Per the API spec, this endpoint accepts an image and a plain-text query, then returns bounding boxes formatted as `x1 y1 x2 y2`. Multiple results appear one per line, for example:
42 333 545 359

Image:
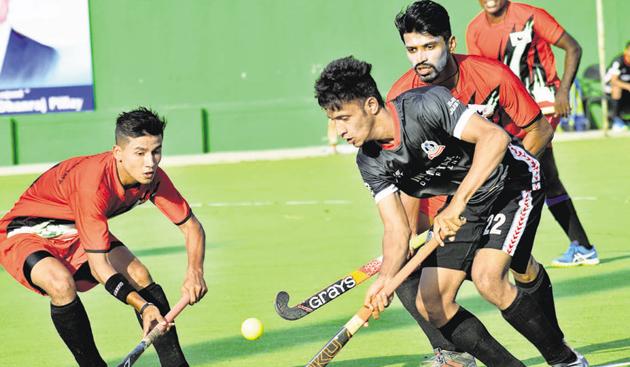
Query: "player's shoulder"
459 54 515 76
387 68 417 102
466 10 486 31
510 1 550 19
397 85 450 105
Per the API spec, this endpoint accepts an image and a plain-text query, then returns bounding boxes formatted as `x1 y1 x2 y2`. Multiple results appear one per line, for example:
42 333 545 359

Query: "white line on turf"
2 130 629 177
134 200 351 209
595 362 630 367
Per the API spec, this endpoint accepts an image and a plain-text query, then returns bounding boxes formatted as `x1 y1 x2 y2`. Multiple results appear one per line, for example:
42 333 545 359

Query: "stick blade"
274 291 309 321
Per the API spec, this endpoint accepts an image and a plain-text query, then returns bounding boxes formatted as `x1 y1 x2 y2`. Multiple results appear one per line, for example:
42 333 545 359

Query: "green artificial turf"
0 136 628 366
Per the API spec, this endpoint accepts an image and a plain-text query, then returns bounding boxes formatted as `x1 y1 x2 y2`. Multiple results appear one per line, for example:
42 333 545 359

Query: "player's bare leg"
472 248 579 365
109 245 189 367
30 255 106 367
416 266 523 367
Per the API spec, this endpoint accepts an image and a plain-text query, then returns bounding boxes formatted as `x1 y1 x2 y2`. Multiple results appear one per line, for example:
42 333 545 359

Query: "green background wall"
1 0 628 165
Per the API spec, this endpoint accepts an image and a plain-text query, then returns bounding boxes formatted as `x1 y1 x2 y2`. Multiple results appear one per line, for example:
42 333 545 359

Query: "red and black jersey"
387 54 541 139
0 152 191 252
466 1 564 110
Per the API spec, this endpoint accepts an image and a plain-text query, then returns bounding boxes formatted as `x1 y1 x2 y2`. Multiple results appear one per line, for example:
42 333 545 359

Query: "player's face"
403 32 449 83
478 0 508 15
114 134 163 185
325 100 374 147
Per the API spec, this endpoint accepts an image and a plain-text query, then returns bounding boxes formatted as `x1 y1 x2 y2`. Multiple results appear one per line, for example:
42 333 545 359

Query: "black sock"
50 297 107 367
515 266 563 339
438 307 524 367
611 98 621 118
546 195 592 249
395 268 461 352
135 283 189 367
501 290 575 364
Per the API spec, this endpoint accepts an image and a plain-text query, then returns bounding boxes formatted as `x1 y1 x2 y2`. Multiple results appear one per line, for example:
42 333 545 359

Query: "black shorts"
424 188 544 274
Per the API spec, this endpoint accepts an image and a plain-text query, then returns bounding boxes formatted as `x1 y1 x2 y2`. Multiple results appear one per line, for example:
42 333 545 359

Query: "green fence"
1 0 628 165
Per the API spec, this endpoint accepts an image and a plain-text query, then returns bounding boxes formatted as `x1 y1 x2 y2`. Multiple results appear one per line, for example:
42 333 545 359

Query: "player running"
0 107 207 367
467 0 599 267
387 1 569 364
315 56 587 367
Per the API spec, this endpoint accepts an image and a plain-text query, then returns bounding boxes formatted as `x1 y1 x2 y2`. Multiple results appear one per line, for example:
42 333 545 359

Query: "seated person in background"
605 41 630 130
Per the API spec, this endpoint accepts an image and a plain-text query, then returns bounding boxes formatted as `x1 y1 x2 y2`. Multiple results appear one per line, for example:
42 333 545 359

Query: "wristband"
139 302 154 316
104 273 135 304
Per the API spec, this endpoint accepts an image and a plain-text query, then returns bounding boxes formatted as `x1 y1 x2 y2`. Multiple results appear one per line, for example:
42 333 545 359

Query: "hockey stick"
117 295 190 367
304 232 439 367
275 232 428 321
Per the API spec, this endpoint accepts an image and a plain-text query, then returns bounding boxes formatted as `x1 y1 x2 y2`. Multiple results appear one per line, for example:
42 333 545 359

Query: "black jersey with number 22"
356 86 541 205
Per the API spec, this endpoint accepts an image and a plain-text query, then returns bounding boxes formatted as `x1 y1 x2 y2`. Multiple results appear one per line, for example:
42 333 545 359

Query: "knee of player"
471 270 503 297
126 262 153 288
415 295 430 319
44 274 77 299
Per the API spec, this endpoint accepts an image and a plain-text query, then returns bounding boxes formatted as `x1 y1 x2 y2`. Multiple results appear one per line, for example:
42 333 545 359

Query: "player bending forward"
315 56 588 367
0 108 207 367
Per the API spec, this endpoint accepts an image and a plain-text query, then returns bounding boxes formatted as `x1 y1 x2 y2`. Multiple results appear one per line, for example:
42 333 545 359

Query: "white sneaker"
421 348 477 367
551 349 589 366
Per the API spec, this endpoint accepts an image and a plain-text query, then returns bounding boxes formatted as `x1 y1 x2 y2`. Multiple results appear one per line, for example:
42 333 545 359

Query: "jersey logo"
421 140 445 160
447 97 460 116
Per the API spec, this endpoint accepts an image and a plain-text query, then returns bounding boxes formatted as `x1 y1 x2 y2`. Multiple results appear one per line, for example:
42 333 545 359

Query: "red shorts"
0 232 119 295
419 195 448 218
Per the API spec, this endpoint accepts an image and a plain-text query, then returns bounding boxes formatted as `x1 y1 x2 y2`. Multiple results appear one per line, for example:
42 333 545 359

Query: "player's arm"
177 214 207 305
86 252 167 335
553 32 582 117
399 191 421 235
71 190 167 335
498 63 553 156
610 74 630 92
521 115 554 157
364 191 411 319
434 113 510 243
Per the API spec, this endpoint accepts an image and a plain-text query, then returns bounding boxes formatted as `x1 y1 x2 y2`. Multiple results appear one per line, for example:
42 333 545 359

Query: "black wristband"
104 273 135 304
139 302 154 316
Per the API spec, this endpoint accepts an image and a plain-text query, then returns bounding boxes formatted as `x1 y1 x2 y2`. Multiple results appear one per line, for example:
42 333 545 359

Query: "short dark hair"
314 56 384 111
115 107 166 144
625 40 630 49
395 0 452 42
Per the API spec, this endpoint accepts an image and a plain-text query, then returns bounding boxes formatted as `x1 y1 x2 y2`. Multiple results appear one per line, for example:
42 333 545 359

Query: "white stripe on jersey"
502 190 534 256
374 184 399 204
8 221 78 239
507 144 541 190
453 108 476 139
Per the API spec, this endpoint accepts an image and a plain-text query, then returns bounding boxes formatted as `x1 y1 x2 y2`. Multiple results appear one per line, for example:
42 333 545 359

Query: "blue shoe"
551 241 600 267
611 117 627 131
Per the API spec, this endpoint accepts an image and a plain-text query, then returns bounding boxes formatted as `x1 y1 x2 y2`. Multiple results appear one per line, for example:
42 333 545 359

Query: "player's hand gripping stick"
117 295 190 367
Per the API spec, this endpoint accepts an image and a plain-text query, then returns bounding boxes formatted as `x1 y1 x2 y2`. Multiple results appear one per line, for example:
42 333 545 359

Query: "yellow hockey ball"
241 318 264 340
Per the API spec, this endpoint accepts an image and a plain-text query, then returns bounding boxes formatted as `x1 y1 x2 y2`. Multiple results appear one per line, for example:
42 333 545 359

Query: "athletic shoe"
611 117 627 131
551 241 600 267
550 349 589 366
421 348 477 367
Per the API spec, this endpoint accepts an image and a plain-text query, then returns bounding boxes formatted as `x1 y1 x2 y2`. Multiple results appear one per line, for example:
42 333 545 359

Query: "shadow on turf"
598 253 630 265
131 242 228 257
107 268 630 366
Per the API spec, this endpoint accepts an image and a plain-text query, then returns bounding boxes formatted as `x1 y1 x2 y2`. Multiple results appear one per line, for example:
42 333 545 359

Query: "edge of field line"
1 130 629 177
